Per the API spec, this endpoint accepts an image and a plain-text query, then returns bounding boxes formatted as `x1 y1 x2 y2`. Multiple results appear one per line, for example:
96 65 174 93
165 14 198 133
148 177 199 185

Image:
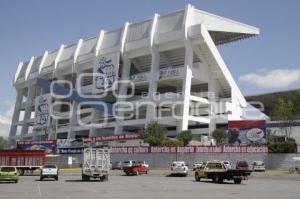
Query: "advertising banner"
111 147 149 154
82 134 140 142
57 148 84 154
34 94 51 128
159 68 181 80
56 139 84 154
17 140 57 154
228 120 267 144
54 144 268 154
93 52 120 93
110 145 268 154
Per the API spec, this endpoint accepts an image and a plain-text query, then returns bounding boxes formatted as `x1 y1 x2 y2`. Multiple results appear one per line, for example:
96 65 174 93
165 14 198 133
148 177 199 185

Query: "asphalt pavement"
0 170 300 199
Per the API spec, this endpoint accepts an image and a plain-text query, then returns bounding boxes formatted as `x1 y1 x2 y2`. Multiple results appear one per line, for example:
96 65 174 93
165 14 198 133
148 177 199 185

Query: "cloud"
239 68 300 88
0 101 15 138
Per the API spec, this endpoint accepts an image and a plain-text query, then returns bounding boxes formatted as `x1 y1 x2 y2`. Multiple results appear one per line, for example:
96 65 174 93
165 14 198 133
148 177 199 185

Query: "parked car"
236 161 249 170
252 161 265 172
123 161 149 175
40 164 59 181
223 161 231 170
193 161 204 171
0 166 19 183
170 161 189 176
122 160 135 168
111 161 123 170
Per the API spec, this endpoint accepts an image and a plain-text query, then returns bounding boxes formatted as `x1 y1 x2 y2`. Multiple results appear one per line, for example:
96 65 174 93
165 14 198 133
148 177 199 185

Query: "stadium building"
9 5 260 143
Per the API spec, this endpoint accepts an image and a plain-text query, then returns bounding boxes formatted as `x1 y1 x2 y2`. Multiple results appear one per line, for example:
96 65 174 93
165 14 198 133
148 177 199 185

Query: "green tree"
274 98 295 138
267 130 296 153
291 90 300 117
0 136 6 149
139 121 167 146
161 140 184 147
177 130 193 146
212 129 227 144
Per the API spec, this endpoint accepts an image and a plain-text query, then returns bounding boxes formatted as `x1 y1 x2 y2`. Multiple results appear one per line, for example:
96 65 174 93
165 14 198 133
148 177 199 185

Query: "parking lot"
1 170 300 199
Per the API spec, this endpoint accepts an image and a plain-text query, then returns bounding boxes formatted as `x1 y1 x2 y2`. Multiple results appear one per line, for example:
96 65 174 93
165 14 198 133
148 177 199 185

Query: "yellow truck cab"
195 160 250 184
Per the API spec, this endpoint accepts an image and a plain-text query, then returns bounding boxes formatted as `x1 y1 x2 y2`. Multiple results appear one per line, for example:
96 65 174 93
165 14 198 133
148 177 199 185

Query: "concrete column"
68 72 78 139
8 90 23 141
21 84 36 137
48 74 65 140
67 101 77 139
146 47 160 123
177 41 193 132
208 77 216 136
114 55 131 134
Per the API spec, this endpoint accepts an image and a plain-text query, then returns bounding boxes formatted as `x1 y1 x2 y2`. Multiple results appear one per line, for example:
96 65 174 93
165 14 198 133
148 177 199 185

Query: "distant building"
9 5 260 143
246 89 300 143
246 89 300 120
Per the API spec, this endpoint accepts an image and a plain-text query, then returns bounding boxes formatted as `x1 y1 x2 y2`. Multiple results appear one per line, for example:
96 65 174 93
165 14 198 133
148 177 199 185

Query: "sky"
0 0 300 137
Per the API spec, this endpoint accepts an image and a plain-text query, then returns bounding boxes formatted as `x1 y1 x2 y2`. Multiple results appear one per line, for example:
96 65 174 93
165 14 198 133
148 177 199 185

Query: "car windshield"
238 161 248 167
173 162 184 167
43 165 56 169
255 162 264 166
1 167 16 172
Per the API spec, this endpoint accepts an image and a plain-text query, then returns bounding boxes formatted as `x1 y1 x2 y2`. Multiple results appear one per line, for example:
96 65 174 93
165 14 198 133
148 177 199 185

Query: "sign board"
93 52 120 93
228 120 267 144
82 134 139 142
159 68 180 80
17 140 57 154
68 156 73 165
35 94 51 128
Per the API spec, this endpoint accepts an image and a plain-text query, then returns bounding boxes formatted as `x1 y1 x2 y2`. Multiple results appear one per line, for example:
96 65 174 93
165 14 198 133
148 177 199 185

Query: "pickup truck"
195 160 251 184
40 164 58 181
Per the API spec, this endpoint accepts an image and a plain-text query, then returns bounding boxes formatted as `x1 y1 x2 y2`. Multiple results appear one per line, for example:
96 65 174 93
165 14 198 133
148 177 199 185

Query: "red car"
236 161 249 170
123 161 149 175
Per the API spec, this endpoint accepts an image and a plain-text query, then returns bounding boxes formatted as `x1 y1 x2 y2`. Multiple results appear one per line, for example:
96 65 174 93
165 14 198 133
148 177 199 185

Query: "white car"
170 161 189 176
40 164 59 181
252 161 265 172
223 161 231 170
193 161 203 171
122 160 135 168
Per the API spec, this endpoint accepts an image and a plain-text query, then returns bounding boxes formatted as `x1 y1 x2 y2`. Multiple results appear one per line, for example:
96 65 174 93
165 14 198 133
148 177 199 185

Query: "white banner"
93 52 120 93
35 94 51 128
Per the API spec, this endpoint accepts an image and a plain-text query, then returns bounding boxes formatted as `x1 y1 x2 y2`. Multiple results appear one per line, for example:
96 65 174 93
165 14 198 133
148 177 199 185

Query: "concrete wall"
47 153 300 169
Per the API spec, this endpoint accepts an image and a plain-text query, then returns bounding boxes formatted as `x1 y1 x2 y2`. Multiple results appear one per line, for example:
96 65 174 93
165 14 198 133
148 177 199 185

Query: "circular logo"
246 128 264 141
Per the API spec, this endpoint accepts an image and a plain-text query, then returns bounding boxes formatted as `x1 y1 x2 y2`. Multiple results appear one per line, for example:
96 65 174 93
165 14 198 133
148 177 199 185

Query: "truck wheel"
18 169 24 176
40 176 43 181
82 174 89 181
55 176 58 181
234 179 242 184
15 180 18 183
100 175 108 181
195 174 201 182
215 174 223 184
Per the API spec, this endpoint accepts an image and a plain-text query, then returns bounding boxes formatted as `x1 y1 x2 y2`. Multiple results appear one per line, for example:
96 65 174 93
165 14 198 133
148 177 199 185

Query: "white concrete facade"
9 5 259 142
